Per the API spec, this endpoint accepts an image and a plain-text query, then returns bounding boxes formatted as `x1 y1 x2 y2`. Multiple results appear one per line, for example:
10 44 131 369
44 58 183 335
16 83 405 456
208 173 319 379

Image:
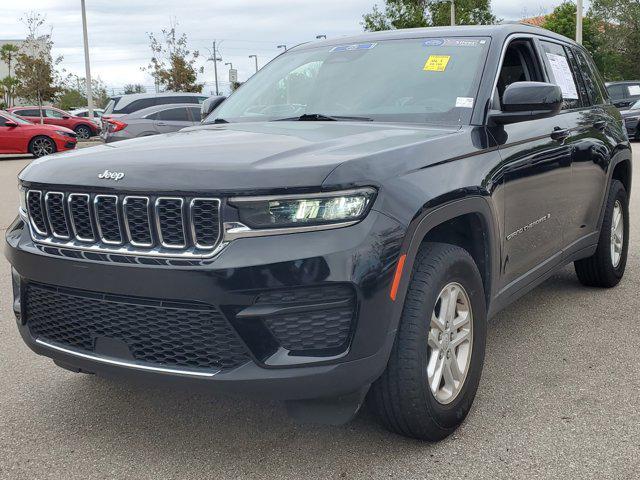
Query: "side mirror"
5 121 19 128
201 96 226 121
62 115 70 119
489 81 562 125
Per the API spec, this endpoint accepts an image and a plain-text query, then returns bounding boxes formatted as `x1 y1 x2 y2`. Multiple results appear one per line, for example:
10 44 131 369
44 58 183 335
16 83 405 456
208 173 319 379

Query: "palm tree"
1 43 20 106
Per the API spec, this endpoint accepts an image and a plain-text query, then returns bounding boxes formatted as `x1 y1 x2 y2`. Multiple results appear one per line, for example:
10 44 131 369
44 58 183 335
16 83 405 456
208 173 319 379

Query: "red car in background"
0 110 77 157
8 106 99 140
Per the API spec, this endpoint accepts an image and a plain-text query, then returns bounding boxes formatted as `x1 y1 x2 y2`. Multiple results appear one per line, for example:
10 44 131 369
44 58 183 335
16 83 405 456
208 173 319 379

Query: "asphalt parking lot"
0 144 638 480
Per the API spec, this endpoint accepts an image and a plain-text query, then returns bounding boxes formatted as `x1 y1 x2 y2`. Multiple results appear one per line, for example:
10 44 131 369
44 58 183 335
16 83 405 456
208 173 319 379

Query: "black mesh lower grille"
25 284 251 371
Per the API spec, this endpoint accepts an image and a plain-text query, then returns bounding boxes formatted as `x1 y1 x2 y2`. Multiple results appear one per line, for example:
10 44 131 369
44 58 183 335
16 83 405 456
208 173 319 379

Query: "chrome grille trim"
190 198 222 249
122 196 153 248
23 189 224 259
44 191 70 240
155 197 186 249
26 190 48 236
67 193 95 242
93 194 123 245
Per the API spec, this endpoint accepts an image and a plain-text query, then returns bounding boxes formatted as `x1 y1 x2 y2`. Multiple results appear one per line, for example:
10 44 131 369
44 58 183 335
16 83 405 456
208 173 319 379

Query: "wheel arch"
28 134 56 154
389 196 500 333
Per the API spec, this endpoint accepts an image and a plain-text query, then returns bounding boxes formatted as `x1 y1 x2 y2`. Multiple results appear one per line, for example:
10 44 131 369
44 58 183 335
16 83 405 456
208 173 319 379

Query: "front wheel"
369 242 487 441
574 179 629 287
29 136 56 158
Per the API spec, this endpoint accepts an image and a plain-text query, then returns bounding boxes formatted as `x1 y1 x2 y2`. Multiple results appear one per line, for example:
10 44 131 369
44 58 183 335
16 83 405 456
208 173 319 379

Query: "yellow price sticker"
423 55 451 72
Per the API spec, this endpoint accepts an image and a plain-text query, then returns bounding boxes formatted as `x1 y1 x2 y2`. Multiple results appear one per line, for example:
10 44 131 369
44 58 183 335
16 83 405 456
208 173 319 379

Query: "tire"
369 242 487 441
28 136 56 158
574 179 629 287
74 124 92 140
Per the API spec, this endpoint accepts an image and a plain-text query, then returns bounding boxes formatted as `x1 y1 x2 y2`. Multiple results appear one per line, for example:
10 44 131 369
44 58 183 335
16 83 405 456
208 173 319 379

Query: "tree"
542 3 601 62
14 12 63 122
363 0 497 31
0 76 19 107
57 76 110 110
589 0 640 80
142 21 204 92
123 83 146 94
1 43 20 106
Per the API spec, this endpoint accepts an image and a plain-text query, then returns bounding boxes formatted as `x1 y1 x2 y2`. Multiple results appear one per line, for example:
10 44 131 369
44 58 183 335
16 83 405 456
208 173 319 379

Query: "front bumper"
5 211 404 400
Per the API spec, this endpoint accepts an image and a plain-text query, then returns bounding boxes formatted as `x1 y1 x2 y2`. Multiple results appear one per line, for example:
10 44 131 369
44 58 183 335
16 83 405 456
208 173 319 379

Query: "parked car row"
0 110 77 157
7 106 99 140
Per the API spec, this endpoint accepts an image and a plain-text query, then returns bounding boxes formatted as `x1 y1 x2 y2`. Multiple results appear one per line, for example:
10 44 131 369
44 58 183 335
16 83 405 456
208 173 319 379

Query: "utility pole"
80 0 94 119
576 0 583 44
210 41 223 96
249 55 258 74
450 0 456 26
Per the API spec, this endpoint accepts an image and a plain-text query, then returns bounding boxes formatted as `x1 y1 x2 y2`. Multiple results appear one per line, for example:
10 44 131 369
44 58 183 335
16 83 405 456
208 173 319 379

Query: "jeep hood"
19 122 457 193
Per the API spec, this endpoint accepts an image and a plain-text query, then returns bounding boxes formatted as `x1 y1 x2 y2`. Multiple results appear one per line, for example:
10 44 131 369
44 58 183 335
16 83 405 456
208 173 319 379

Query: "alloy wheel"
76 126 91 139
32 138 55 157
611 200 624 268
427 282 473 405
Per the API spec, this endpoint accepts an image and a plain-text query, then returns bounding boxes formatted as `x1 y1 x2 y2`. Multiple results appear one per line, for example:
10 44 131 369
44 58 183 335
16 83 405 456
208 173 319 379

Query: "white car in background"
69 108 104 126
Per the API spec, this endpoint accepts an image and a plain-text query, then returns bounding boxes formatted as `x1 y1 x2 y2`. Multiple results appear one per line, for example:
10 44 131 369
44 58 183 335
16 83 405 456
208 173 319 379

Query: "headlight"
229 187 376 230
18 185 27 215
55 130 75 138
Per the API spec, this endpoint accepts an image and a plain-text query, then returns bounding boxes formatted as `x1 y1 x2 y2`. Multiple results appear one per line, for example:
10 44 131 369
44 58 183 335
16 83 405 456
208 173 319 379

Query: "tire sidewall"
29 136 55 158
414 253 487 430
608 182 629 278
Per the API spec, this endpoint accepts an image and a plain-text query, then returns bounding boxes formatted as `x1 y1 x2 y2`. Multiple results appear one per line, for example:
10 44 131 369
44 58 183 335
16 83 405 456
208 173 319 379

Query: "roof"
295 24 577 50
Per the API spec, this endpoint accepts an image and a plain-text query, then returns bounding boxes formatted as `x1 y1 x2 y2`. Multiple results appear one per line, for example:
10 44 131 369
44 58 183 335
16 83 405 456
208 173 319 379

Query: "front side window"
540 41 582 110
207 37 491 125
607 85 626 101
158 107 190 122
45 109 64 118
495 39 544 107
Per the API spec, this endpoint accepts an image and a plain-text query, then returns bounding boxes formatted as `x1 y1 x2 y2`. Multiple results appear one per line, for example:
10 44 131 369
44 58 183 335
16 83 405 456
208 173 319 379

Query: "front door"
153 107 194 134
492 37 573 290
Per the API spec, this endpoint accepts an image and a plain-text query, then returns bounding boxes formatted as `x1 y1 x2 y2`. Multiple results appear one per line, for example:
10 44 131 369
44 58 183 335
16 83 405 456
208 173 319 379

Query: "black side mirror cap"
489 81 563 125
201 96 227 121
5 122 19 128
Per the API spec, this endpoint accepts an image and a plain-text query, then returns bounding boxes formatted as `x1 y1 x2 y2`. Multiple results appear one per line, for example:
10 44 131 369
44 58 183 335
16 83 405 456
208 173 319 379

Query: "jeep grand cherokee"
5 25 632 441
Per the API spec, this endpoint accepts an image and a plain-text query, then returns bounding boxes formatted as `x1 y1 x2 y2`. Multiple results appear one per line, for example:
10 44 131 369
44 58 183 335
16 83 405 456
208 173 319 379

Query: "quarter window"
540 41 581 110
573 48 604 105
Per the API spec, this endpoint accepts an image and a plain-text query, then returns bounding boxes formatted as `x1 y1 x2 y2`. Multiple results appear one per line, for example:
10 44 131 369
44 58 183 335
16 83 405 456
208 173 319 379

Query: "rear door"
152 107 194 134
494 36 573 289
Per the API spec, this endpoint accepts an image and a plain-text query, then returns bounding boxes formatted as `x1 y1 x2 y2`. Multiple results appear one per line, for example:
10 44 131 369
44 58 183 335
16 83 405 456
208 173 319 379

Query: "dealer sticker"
423 55 451 72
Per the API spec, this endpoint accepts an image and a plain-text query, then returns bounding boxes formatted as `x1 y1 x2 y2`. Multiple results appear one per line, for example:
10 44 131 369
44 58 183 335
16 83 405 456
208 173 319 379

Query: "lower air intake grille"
256 284 356 353
25 283 251 372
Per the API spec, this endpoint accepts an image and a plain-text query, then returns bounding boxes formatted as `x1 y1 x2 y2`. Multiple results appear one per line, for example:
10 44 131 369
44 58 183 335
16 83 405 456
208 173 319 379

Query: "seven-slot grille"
25 189 221 256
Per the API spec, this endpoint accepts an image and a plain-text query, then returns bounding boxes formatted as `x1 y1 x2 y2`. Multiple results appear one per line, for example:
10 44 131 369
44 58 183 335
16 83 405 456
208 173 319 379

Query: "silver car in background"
103 103 202 143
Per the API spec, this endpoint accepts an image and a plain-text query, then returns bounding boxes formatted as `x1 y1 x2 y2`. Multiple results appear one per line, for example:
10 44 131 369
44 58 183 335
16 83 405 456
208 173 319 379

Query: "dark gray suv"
606 80 640 110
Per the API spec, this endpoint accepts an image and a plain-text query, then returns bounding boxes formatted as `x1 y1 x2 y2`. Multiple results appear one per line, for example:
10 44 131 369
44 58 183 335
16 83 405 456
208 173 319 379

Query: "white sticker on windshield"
628 85 640 96
545 52 579 100
455 97 474 108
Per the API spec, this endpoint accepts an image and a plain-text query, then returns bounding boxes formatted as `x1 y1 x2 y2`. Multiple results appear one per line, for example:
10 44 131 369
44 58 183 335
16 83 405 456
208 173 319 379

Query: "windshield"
2 111 31 125
206 37 490 125
103 97 120 115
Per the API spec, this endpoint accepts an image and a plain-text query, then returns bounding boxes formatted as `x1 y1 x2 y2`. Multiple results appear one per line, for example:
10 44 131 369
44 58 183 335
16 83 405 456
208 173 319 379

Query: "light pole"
315 34 327 40
249 55 258 74
576 0 583 44
80 0 94 120
450 0 455 26
277 44 287 52
208 41 223 96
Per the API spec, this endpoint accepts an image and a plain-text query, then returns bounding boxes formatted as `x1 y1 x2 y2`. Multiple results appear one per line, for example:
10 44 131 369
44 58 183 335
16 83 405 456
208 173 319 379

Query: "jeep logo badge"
98 169 125 181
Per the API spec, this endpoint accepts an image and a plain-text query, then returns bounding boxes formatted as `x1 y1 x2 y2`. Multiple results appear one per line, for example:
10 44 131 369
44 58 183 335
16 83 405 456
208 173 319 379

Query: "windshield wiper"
274 113 373 122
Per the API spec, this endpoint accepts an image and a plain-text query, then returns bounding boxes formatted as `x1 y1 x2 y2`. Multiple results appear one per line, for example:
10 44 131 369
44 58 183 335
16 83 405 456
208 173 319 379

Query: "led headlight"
229 187 376 229
55 130 76 138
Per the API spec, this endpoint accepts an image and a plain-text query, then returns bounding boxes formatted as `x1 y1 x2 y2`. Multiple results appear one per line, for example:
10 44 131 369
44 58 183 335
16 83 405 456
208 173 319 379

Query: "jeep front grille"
25 189 222 258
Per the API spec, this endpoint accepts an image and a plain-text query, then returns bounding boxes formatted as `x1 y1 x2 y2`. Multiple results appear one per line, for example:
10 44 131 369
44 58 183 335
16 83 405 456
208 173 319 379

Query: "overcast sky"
0 0 578 95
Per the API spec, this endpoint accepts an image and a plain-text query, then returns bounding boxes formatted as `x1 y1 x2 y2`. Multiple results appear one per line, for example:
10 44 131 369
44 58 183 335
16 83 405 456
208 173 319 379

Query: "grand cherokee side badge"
506 213 551 241
98 169 125 181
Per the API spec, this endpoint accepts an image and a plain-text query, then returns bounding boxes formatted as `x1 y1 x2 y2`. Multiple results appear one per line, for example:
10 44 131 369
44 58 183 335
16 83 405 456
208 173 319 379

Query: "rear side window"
15 109 40 116
573 48 605 105
188 107 201 120
540 41 582 110
157 107 190 121
119 98 157 114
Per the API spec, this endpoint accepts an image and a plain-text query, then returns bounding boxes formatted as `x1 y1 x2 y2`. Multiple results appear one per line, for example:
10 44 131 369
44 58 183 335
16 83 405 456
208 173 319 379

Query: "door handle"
550 127 570 141
593 120 607 131
155 122 167 126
